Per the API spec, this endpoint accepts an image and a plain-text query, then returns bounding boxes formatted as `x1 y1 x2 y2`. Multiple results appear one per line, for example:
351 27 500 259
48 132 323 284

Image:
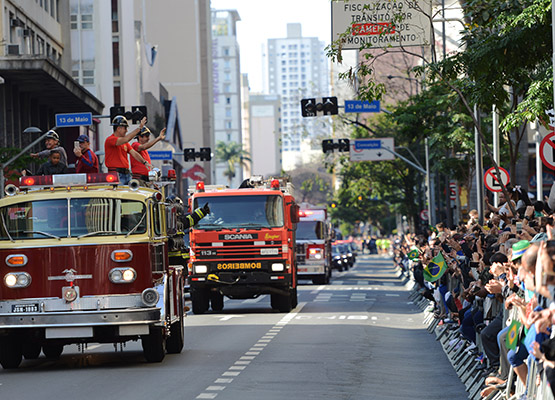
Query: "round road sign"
540 131 555 170
484 167 510 193
420 209 429 221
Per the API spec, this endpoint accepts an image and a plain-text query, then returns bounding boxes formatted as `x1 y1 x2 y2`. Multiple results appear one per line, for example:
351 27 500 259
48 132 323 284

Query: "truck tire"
166 292 185 354
142 326 166 363
191 288 210 314
291 288 298 309
312 275 326 285
0 337 22 369
210 291 224 312
271 292 292 313
22 342 41 359
42 344 63 359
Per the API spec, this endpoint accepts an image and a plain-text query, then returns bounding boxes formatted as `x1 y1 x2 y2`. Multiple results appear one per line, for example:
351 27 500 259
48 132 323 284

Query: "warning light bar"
20 173 120 188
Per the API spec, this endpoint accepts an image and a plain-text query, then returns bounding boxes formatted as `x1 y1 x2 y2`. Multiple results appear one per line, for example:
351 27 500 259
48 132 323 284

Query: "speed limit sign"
484 167 510 192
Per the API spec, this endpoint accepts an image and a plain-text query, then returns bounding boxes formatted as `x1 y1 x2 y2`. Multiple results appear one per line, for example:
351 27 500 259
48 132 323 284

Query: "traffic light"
322 139 334 153
184 147 212 162
338 138 350 152
301 98 317 117
330 201 337 209
322 97 338 115
109 105 147 123
357 195 363 201
321 139 350 153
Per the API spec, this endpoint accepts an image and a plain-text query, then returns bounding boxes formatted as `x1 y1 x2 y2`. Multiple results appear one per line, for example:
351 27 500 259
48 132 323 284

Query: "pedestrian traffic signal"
301 97 338 117
184 147 212 162
109 105 148 124
322 138 350 153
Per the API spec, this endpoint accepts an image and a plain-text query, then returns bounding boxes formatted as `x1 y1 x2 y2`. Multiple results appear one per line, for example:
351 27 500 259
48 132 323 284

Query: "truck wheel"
312 275 326 285
142 326 166 363
42 344 63 359
0 337 22 369
291 288 298 309
167 294 185 354
210 291 224 312
271 292 292 313
22 342 42 359
191 288 210 314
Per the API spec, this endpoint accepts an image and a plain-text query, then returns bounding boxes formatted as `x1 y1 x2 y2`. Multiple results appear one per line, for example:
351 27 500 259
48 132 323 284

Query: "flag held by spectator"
408 248 419 260
505 320 522 350
423 251 447 282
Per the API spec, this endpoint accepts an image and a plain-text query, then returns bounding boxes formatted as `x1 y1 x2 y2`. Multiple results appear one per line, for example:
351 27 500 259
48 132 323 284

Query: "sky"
210 0 332 93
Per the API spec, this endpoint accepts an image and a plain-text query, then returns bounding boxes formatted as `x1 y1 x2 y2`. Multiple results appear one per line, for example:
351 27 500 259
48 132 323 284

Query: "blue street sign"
354 139 381 150
344 100 380 113
55 112 92 127
148 151 173 160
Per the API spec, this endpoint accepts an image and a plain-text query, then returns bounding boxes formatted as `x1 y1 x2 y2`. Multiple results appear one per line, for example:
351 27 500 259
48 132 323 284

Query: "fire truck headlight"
308 248 323 260
271 263 284 272
142 288 160 307
109 268 136 283
4 272 31 288
194 265 208 274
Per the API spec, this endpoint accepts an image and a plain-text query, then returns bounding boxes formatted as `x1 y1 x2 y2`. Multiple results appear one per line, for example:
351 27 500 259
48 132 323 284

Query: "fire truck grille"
196 241 282 247
296 243 306 263
195 246 283 260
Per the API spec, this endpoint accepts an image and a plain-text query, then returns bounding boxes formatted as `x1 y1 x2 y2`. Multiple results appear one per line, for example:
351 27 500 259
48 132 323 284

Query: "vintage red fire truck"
0 173 187 369
187 177 299 314
296 205 332 284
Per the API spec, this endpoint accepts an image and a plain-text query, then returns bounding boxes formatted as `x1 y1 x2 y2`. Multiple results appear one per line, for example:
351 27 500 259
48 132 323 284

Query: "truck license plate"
12 304 39 313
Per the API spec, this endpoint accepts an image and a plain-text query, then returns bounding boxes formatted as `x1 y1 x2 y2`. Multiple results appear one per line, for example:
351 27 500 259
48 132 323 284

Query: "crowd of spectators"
395 184 555 399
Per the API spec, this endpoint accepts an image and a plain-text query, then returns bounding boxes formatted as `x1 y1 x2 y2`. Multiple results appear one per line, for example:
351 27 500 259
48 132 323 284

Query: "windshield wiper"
0 213 14 243
78 230 119 239
24 230 61 240
237 223 267 229
195 223 224 231
125 212 146 238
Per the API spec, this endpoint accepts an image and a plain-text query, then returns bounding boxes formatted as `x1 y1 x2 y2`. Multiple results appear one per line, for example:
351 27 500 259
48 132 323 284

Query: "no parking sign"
540 132 555 170
484 167 510 192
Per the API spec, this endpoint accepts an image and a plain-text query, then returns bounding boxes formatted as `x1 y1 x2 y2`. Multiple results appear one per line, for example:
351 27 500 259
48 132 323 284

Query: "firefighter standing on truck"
130 126 166 184
104 115 151 185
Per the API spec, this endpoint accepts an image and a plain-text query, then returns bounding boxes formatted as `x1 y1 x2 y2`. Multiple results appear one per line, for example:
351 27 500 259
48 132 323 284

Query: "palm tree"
214 141 251 187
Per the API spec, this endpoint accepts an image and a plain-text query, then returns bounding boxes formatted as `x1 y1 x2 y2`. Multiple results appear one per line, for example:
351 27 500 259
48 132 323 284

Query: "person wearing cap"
73 134 99 173
130 126 166 183
511 240 531 263
30 130 68 167
104 115 151 185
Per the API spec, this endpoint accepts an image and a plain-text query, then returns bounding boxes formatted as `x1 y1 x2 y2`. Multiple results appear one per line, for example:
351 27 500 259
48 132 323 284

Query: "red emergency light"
20 173 120 187
196 181 205 192
270 179 280 190
167 169 177 180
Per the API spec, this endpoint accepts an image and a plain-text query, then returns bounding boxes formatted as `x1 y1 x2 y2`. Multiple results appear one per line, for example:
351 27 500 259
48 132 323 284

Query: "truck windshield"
0 198 147 240
194 195 284 229
297 221 324 240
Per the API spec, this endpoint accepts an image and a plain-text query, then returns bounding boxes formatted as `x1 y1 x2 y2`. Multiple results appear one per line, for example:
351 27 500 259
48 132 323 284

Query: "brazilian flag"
407 248 419 260
506 320 522 350
423 251 447 282
430 225 438 233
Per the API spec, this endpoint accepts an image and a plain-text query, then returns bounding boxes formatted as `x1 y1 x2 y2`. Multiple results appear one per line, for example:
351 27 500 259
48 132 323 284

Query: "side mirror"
290 203 300 224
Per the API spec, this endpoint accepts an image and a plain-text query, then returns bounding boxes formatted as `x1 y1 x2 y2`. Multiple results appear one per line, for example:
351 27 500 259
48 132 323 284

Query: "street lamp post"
0 127 47 198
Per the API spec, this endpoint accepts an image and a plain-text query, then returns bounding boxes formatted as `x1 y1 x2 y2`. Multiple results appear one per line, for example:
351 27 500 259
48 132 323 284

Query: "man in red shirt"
104 115 151 185
73 134 99 173
131 126 166 183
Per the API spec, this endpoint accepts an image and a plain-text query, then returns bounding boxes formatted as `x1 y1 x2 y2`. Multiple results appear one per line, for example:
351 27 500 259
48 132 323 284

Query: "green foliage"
0 148 34 180
214 141 251 186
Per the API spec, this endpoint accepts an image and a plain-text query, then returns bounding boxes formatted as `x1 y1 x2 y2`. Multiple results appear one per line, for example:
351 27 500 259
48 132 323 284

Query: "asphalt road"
0 255 467 400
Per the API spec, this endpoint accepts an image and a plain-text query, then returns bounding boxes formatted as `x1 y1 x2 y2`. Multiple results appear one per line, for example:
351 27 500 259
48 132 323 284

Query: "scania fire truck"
0 173 188 369
187 177 299 314
296 205 332 284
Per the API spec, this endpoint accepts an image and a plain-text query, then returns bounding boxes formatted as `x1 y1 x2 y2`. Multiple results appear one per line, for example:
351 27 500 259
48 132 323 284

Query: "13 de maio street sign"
331 0 432 50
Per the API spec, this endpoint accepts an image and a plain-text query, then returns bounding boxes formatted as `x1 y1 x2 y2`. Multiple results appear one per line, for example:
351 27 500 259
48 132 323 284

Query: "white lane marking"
371 316 378 320
242 297 265 304
222 371 241 377
235 360 251 365
218 315 244 321
385 294 400 297
215 379 233 384
241 356 256 360
246 351 260 355
357 280 368 285
206 386 226 391
197 394 217 399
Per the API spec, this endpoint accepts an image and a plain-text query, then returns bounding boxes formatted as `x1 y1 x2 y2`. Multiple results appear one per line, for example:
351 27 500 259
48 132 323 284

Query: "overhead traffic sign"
350 138 395 161
55 112 92 127
484 167 510 193
331 0 432 50
148 151 173 161
540 131 555 170
345 100 380 113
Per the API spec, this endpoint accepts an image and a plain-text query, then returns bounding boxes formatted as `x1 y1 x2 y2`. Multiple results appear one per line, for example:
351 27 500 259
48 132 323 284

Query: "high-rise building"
267 23 330 171
211 9 243 187
249 94 281 177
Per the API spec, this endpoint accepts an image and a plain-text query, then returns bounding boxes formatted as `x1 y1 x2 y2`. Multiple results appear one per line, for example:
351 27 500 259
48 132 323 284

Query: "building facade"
267 23 330 171
249 94 281 177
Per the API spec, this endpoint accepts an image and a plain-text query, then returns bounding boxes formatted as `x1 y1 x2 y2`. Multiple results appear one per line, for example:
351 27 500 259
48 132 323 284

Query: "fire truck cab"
0 173 187 369
296 205 332 284
187 177 299 314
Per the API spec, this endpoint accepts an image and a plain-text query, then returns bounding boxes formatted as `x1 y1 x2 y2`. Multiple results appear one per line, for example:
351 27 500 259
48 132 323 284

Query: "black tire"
191 287 210 314
210 291 224 312
290 288 298 309
271 292 292 313
22 342 41 359
166 291 185 354
142 326 166 363
0 337 22 369
42 344 63 359
312 275 326 285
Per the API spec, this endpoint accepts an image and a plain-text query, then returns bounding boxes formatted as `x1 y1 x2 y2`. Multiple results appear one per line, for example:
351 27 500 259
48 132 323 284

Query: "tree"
214 141 251 187
287 162 332 205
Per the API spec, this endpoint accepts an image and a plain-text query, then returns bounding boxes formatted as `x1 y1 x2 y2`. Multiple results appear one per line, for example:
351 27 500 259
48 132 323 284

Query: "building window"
224 83 231 92
81 14 93 30
70 15 78 30
223 47 230 56
83 70 94 85
113 81 121 105
225 108 232 118
112 36 120 76
226 97 231 104
224 72 231 81
225 121 232 129
111 0 118 33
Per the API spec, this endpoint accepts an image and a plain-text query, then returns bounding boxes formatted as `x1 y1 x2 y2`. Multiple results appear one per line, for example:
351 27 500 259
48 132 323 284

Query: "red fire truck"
187 177 299 314
0 173 187 369
296 205 332 284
